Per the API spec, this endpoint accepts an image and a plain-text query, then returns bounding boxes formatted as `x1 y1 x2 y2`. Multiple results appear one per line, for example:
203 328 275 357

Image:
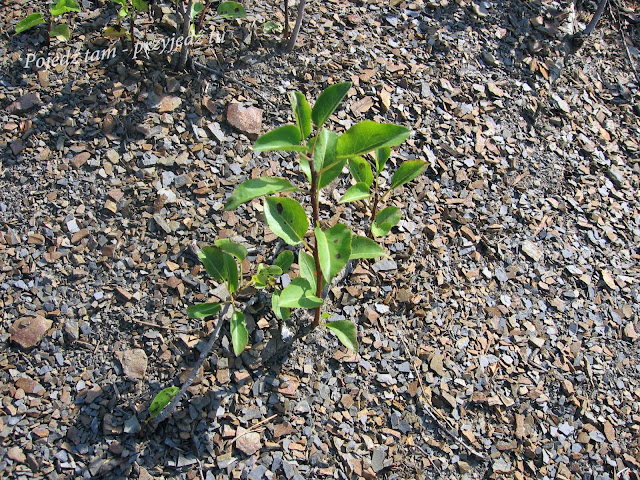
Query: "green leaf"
348 156 374 186
217 1 247 19
49 23 70 41
279 278 323 308
264 196 308 246
230 311 248 355
111 0 126 5
390 160 427 190
252 273 269 288
315 129 345 189
253 125 307 152
298 250 317 290
371 206 402 237
103 25 128 37
375 147 390 176
224 252 239 293
198 246 237 289
336 121 410 159
224 177 297 210
117 5 129 18
50 0 81 16
311 82 351 128
290 92 312 140
275 250 294 272
131 0 148 11
350 235 388 259
339 183 370 203
323 320 358 352
214 238 248 261
299 148 311 182
187 302 222 318
271 290 290 321
315 224 351 283
15 13 46 35
263 20 282 34
190 1 204 17
260 264 282 276
149 386 179 418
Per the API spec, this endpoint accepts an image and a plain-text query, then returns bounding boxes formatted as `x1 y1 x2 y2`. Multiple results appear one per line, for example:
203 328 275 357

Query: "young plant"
104 0 150 56
173 0 246 70
14 0 81 46
188 82 426 354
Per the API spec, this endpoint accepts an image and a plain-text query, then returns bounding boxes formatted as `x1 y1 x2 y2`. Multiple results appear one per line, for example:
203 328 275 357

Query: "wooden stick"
149 303 230 430
583 0 609 36
129 317 198 333
285 0 306 52
609 0 640 86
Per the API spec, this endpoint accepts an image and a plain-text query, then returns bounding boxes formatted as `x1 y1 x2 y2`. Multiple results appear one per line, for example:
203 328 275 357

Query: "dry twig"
149 303 231 430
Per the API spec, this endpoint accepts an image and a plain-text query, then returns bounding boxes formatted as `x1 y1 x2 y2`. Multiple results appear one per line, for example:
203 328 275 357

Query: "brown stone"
116 349 148 380
71 152 90 169
157 95 182 113
273 422 293 438
430 353 445 376
115 286 133 302
7 93 41 114
226 103 262 137
15 376 44 395
7 446 26 463
10 316 52 348
71 228 90 243
27 233 45 245
235 426 262 455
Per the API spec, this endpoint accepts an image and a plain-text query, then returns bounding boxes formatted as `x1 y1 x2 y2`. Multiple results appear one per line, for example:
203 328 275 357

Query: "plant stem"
149 303 230 430
177 0 194 70
282 0 290 49
196 0 213 33
583 0 608 36
369 179 380 238
308 163 323 328
285 0 305 52
130 13 135 56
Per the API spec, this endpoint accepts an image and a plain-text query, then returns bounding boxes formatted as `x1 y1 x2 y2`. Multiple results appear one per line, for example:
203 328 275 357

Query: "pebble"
7 446 26 463
226 103 263 137
7 93 41 114
115 349 148 380
10 316 52 348
235 427 262 455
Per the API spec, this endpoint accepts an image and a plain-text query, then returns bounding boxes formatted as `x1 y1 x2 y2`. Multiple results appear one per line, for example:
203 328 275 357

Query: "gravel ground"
1 0 640 478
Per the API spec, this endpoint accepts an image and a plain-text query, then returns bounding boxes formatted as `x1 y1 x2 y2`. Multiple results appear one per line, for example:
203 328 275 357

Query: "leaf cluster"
15 0 81 42
188 82 426 354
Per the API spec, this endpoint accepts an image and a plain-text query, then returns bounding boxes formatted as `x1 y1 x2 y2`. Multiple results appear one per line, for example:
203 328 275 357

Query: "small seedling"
149 82 426 425
174 0 246 70
188 82 425 354
14 0 81 45
104 0 150 56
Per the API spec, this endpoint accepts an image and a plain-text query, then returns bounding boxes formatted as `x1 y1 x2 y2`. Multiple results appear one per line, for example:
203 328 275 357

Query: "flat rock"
372 258 397 272
10 315 52 348
430 353 445 376
7 93 41 114
521 240 543 262
371 447 386 472
235 426 262 455
607 166 624 188
227 103 263 137
116 349 148 380
148 93 182 113
7 446 26 463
